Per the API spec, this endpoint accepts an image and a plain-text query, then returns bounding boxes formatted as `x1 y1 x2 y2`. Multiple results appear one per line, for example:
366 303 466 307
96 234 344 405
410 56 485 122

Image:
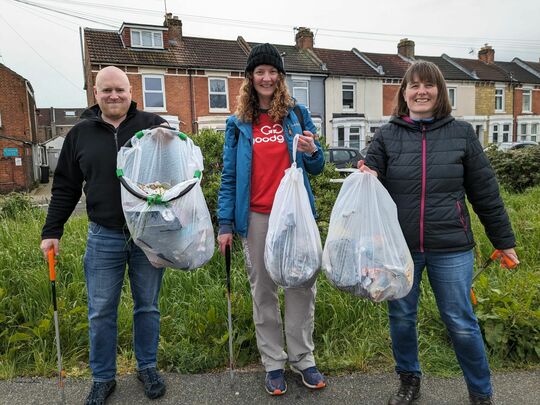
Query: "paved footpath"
1 369 538 405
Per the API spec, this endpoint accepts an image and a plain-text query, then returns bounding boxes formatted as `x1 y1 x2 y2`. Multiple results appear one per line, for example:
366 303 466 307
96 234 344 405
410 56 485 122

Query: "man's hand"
218 233 233 256
40 239 59 259
357 160 378 177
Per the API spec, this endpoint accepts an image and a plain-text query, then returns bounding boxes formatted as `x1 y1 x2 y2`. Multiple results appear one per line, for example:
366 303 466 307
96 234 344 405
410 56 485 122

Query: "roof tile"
313 48 377 76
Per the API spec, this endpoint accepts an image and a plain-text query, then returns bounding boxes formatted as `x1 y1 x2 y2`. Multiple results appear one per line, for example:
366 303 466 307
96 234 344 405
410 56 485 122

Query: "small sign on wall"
15 157 22 166
3 148 19 157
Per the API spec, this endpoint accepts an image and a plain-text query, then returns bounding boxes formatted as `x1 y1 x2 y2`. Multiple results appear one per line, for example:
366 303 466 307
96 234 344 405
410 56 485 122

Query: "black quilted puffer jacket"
365 115 515 253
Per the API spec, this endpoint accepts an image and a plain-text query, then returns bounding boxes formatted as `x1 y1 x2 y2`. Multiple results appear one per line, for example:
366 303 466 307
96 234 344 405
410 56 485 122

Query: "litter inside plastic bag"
117 126 214 270
264 134 322 288
322 171 413 301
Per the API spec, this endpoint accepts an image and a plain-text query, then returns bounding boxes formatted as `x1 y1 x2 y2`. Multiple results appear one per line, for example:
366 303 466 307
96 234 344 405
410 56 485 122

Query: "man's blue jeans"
84 222 164 382
388 249 492 397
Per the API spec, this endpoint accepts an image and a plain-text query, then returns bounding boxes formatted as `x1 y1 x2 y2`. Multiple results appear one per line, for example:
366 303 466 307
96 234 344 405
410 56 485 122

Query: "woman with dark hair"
217 43 326 396
359 61 518 405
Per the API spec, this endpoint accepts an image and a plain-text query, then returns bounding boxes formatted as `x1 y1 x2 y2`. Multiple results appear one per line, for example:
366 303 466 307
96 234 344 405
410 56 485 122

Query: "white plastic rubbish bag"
264 134 322 288
322 171 413 302
117 126 214 270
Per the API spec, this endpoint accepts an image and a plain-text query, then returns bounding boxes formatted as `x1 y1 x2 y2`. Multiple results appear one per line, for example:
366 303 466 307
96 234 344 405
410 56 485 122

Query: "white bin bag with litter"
117 126 214 270
322 171 413 302
264 134 322 288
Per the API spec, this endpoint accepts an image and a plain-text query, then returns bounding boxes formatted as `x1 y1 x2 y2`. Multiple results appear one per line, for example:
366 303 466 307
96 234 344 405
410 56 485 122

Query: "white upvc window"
0 111 2 127
502 123 510 142
131 29 163 49
492 124 499 143
143 75 166 111
208 78 228 112
349 127 360 149
342 82 355 110
495 87 505 112
520 123 528 141
292 80 309 107
522 89 532 113
447 87 456 109
530 123 538 142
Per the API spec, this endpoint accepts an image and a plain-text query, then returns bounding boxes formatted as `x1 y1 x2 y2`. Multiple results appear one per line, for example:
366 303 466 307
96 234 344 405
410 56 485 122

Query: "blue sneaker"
290 365 326 389
265 369 287 395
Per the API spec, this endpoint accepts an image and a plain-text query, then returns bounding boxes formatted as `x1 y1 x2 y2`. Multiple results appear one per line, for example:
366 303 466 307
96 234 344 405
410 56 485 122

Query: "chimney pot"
295 27 314 50
397 38 415 59
164 14 182 44
478 44 495 64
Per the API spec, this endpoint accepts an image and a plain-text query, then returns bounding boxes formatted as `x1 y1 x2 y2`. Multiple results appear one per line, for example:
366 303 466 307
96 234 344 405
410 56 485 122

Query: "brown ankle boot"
387 373 421 405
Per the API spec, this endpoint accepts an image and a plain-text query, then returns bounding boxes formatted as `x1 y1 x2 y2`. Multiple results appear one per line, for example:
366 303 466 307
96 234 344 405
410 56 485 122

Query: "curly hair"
235 72 294 124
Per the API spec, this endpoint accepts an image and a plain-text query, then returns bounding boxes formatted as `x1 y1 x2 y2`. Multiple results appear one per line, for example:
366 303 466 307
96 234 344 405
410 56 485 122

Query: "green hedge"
486 145 540 192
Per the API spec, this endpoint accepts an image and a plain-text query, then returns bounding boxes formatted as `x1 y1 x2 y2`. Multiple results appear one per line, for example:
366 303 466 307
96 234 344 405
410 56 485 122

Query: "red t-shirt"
250 113 290 213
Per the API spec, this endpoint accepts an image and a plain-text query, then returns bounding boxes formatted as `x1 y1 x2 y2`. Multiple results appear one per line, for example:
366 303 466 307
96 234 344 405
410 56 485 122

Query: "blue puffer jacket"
218 104 325 237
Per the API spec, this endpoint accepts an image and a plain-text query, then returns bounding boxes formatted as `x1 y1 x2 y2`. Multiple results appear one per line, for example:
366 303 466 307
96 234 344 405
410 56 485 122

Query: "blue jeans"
388 249 492 397
84 222 164 382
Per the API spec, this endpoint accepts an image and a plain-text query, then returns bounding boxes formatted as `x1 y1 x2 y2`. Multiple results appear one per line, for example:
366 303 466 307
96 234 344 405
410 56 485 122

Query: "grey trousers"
242 211 316 372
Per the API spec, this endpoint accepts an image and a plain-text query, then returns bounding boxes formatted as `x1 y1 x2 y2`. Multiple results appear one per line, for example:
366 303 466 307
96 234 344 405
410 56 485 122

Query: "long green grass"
0 187 538 379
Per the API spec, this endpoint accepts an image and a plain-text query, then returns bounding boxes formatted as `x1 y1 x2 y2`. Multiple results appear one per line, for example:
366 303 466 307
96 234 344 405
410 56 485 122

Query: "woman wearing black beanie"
217 42 326 396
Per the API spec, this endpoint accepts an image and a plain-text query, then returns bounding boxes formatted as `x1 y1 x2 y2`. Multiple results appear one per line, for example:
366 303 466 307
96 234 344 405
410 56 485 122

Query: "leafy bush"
475 271 540 362
192 129 225 227
486 146 540 192
0 192 38 219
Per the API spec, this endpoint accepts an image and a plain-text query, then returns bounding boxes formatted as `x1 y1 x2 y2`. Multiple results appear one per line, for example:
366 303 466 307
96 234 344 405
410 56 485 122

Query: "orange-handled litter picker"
48 248 65 404
471 249 518 305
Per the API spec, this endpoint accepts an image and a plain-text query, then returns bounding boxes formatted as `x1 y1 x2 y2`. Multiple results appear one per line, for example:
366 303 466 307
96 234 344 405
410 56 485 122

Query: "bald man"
41 66 167 404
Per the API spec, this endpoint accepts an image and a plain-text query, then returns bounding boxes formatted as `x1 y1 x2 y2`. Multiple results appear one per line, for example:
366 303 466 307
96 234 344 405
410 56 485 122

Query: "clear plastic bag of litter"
322 171 413 302
117 126 214 270
264 135 322 288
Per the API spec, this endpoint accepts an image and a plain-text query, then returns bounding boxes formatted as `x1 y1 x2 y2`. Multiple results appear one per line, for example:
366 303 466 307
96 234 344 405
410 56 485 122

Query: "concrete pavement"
30 180 85 214
1 368 538 405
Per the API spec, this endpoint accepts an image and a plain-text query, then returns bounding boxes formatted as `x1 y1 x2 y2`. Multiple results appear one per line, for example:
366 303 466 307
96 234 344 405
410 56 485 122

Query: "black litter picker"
48 249 65 404
116 126 214 270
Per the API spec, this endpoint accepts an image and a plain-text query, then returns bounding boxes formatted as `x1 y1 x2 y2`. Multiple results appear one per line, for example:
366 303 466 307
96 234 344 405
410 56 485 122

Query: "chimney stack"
478 44 494 64
164 13 182 44
397 38 415 59
295 27 314 50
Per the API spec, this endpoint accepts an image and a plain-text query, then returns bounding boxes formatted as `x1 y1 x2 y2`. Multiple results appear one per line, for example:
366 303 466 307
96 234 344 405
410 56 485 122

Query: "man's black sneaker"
387 372 421 405
85 380 116 405
470 394 493 404
137 367 166 399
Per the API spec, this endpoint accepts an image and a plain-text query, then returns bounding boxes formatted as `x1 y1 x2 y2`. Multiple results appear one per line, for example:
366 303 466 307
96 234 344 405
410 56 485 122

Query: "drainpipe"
322 74 328 146
510 74 517 142
188 69 196 134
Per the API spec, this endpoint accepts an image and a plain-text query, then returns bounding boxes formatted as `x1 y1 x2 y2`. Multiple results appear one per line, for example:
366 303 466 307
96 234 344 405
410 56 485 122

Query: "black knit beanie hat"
245 43 285 74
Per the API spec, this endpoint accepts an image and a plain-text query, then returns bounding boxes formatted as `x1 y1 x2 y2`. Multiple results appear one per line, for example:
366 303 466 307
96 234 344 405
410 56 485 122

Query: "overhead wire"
10 0 77 31
8 0 540 53
11 0 120 27
0 11 82 91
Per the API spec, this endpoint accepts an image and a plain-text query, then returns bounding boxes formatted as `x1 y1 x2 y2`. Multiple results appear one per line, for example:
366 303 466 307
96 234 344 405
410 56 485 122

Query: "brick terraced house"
0 63 42 193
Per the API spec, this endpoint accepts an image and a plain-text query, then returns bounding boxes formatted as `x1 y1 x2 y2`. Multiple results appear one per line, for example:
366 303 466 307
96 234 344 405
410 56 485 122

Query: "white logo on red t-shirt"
254 124 284 143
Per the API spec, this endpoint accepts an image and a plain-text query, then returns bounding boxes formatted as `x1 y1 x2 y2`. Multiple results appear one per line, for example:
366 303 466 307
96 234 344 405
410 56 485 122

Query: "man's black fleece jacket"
41 102 165 240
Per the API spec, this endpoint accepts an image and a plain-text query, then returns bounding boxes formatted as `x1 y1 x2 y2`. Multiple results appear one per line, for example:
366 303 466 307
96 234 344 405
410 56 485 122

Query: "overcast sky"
1 0 539 107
